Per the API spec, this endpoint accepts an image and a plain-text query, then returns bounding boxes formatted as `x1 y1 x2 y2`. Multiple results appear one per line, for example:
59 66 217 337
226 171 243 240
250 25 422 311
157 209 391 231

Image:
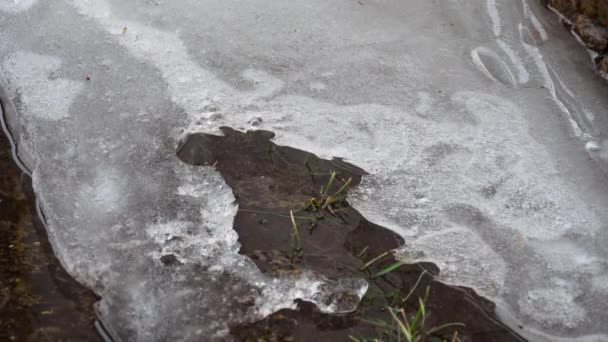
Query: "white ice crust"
2 0 608 341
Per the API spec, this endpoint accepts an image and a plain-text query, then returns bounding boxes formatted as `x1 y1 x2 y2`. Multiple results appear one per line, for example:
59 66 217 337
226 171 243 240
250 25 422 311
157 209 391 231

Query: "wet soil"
0 117 100 340
178 127 528 342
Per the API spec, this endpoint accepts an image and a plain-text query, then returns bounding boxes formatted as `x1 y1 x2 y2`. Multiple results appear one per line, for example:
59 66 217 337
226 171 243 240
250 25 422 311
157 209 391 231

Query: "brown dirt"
0 112 100 341
178 127 528 342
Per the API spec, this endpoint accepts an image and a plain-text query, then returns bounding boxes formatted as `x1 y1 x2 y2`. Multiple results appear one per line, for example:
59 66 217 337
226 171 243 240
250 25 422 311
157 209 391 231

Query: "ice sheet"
2 0 608 340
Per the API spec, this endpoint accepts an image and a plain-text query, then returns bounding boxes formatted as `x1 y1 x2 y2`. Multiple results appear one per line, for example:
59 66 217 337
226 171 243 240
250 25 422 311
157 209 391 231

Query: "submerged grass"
257 155 465 340
359 250 405 278
304 170 353 219
350 286 464 342
288 210 302 264
353 249 464 342
360 251 390 271
282 166 355 266
372 261 405 279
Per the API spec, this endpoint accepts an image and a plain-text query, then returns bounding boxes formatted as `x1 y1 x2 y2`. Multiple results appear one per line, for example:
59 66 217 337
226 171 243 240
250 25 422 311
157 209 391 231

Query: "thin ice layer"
0 0 37 13
2 0 608 341
0 2 369 341
2 53 368 340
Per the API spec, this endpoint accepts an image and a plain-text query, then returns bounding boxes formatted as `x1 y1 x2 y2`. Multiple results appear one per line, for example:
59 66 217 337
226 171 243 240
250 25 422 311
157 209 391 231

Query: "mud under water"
0 107 100 341
178 127 528 342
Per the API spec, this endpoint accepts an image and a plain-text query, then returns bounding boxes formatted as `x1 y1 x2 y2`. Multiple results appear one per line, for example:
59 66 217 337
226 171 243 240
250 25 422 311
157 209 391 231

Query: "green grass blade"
399 309 410 330
388 307 413 341
332 177 352 197
409 299 425 333
360 318 389 328
373 260 405 278
422 286 430 303
426 322 465 335
323 171 336 195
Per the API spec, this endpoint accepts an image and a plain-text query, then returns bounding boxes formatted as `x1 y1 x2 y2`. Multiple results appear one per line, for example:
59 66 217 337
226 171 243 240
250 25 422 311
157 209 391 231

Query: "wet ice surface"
2 0 608 340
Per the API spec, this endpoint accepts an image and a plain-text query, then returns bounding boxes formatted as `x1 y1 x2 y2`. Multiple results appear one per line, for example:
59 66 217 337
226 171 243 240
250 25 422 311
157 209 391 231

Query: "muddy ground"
0 111 100 341
178 127 528 342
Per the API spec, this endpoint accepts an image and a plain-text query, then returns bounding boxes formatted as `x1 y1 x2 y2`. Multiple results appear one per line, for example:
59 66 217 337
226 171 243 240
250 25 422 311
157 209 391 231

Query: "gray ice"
2 0 608 341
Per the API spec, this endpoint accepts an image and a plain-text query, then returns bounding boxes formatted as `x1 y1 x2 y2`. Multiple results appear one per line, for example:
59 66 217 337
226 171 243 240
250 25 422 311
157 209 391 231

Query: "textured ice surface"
1 52 83 120
0 0 37 13
2 0 608 341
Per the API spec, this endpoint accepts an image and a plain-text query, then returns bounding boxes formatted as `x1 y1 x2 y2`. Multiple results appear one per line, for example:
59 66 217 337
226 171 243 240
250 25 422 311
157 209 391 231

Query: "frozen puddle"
2 0 608 340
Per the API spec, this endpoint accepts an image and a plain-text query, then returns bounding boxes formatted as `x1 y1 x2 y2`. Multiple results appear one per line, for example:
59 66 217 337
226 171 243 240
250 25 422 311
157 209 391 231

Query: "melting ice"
2 0 608 341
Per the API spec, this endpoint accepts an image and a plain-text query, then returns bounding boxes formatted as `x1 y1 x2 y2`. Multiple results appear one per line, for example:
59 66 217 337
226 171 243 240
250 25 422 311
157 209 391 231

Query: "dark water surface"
179 128 527 341
0 104 100 341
